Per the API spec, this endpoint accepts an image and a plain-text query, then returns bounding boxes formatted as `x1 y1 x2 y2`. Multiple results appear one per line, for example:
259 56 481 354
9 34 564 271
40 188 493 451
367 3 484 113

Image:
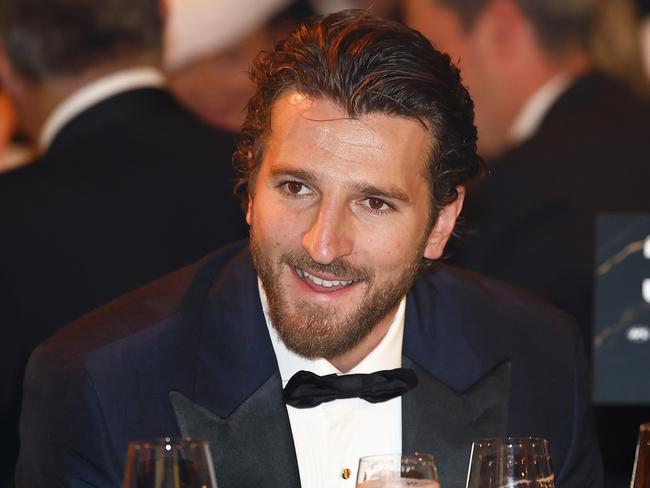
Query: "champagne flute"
122 437 217 488
631 423 650 488
465 437 555 488
356 453 441 487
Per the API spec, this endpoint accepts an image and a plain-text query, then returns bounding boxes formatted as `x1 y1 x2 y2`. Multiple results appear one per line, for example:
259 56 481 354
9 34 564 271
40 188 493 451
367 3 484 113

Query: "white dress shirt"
507 73 572 146
260 281 405 488
39 67 165 152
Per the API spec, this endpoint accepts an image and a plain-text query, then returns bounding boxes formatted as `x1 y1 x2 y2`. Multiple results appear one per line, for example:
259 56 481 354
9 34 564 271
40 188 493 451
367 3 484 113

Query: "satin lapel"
170 373 301 488
402 358 511 488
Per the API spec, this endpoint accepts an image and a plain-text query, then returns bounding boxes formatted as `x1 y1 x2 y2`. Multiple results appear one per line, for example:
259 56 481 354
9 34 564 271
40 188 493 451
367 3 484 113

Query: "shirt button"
342 468 351 480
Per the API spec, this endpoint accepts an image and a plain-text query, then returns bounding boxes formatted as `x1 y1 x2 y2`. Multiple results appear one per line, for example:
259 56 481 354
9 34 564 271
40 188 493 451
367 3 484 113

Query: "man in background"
405 0 650 346
404 0 650 485
404 0 650 336
0 0 247 483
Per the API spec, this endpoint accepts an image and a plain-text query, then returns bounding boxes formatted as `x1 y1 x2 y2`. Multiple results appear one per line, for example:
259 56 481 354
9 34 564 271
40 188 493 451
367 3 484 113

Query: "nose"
302 201 353 265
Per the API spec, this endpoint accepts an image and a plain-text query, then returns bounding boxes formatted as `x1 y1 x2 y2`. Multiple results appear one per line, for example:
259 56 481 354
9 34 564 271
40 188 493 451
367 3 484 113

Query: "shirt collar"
259 278 406 384
39 67 166 152
507 72 572 146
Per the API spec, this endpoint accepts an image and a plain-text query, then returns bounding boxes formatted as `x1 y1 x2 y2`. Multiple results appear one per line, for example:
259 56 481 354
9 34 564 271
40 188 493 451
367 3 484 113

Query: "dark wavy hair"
235 9 483 222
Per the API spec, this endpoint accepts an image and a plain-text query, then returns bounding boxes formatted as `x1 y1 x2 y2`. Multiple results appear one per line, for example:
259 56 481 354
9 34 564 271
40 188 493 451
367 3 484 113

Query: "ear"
245 195 253 226
480 0 527 58
423 186 465 260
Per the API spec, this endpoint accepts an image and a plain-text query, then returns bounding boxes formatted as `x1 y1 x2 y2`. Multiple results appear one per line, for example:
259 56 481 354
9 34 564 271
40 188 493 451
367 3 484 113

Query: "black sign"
593 214 650 404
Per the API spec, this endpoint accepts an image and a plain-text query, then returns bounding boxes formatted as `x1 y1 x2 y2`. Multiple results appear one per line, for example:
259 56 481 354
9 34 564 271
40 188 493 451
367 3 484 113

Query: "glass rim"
471 437 549 448
126 436 208 449
358 452 436 463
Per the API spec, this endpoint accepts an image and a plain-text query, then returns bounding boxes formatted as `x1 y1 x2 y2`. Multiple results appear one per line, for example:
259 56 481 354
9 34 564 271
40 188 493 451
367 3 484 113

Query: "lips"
294 267 360 291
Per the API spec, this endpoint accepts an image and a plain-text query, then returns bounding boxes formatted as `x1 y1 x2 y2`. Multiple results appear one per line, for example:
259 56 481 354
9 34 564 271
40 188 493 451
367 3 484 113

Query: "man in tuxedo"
16 10 602 488
0 0 247 483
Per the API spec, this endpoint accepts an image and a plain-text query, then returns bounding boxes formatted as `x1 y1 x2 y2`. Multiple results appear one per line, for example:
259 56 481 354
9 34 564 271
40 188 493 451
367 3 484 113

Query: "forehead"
263 91 432 182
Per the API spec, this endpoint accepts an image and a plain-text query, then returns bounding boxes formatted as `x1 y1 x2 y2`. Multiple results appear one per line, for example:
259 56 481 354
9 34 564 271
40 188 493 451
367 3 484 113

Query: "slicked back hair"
235 9 483 222
437 0 596 53
0 0 162 81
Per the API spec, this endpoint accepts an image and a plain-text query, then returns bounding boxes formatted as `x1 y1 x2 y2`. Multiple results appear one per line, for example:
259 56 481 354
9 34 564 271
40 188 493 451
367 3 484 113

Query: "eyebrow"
269 167 319 185
270 166 411 204
351 182 411 204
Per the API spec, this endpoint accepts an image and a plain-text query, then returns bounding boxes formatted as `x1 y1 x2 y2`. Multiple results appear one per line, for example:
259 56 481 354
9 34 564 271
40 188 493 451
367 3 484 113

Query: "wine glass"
122 437 217 488
356 453 441 487
631 423 650 488
465 437 555 488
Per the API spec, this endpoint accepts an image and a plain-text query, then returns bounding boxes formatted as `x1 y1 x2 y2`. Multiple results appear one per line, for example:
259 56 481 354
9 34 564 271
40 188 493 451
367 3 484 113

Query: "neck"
327 303 399 373
11 54 161 144
517 48 591 107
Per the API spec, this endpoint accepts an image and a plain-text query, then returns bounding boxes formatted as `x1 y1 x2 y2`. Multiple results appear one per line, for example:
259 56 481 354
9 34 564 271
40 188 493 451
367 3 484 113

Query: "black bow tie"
283 368 418 408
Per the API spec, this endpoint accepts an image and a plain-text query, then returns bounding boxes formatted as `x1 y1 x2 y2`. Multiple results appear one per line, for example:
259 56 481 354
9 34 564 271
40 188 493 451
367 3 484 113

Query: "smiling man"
16 10 601 488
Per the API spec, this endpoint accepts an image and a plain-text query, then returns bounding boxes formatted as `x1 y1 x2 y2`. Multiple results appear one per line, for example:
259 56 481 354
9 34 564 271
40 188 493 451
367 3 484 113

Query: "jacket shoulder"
414 264 577 338
40 240 249 356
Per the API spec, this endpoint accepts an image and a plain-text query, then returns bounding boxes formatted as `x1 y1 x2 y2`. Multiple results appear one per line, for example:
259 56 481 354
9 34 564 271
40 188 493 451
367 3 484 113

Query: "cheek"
355 223 422 271
251 200 302 250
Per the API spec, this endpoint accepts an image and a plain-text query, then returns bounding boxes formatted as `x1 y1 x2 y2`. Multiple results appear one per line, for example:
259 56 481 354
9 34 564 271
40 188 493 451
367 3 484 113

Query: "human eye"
279 180 313 197
359 197 394 215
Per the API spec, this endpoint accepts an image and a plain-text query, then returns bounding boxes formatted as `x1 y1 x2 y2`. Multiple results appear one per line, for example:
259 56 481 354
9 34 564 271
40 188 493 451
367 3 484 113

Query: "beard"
250 228 426 360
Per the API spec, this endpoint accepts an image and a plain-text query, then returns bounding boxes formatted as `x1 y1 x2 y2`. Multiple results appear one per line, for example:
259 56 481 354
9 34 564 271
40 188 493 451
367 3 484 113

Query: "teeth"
295 268 357 288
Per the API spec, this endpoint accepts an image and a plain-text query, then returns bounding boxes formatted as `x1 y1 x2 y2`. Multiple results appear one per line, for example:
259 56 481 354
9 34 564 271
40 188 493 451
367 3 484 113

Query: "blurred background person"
403 0 650 355
403 0 650 486
0 0 248 484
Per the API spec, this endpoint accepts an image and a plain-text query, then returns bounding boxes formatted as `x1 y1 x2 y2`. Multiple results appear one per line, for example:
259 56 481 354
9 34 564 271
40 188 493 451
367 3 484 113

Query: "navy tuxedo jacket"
16 242 602 487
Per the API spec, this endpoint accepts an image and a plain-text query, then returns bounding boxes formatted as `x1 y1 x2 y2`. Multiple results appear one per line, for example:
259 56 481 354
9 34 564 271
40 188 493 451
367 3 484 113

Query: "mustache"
281 249 371 281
